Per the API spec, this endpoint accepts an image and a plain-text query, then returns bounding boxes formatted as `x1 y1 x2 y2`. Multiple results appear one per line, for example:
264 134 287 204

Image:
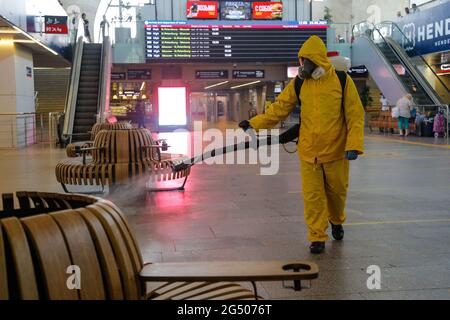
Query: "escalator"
72 43 102 141
376 40 433 105
352 21 450 110
62 37 111 143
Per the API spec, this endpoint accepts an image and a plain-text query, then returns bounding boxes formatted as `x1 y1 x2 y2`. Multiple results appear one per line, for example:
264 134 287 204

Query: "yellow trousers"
300 158 349 242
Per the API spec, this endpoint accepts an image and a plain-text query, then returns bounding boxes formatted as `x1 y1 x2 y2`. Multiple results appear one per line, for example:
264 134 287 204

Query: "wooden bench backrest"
0 221 9 300
0 192 144 300
90 122 132 141
0 217 39 299
92 128 159 164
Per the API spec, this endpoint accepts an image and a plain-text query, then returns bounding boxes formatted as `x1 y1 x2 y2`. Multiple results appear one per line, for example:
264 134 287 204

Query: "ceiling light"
12 26 59 55
231 81 261 89
204 81 229 89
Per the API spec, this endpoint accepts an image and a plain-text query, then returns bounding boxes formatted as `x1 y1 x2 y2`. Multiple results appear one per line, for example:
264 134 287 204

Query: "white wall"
0 43 18 113
14 45 35 113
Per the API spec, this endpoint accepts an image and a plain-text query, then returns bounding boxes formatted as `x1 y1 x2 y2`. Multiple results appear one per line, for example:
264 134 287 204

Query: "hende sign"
397 1 450 56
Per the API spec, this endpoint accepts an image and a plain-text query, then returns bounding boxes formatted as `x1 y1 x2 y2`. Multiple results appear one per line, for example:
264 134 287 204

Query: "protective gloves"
239 120 251 132
345 150 358 160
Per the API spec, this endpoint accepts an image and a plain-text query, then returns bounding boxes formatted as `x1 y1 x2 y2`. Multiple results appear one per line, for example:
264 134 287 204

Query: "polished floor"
0 129 449 300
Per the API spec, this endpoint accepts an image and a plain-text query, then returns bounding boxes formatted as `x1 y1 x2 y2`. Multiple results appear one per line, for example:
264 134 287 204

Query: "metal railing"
0 112 42 149
0 111 70 149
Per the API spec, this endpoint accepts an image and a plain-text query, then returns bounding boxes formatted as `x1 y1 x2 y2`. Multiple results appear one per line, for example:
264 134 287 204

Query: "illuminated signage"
44 16 68 34
252 2 283 20
220 1 252 20
232 70 265 79
186 1 219 19
144 21 327 62
158 87 188 126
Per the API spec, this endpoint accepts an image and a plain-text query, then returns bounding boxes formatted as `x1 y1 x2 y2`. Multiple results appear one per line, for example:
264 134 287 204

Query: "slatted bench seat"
66 122 133 157
56 128 191 192
58 129 189 191
0 192 319 300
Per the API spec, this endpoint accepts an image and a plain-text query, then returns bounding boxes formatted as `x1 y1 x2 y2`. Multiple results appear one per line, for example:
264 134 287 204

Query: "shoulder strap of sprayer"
294 70 347 117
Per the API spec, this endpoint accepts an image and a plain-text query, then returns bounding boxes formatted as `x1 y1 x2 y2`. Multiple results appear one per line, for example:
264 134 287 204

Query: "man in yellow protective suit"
239 36 365 254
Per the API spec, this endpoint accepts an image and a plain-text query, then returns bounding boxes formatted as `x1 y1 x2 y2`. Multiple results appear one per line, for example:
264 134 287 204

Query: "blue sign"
396 2 450 56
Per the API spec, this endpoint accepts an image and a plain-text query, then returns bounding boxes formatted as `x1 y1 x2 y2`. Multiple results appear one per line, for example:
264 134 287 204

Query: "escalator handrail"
354 21 442 104
384 37 442 105
97 36 112 123
377 21 450 96
360 23 416 97
63 36 84 137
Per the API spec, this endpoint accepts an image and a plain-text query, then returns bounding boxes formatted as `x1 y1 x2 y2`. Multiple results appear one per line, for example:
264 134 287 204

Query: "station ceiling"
0 15 71 68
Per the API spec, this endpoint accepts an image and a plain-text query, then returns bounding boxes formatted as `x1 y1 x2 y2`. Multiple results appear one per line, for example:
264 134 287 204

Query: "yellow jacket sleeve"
249 79 298 130
343 75 365 154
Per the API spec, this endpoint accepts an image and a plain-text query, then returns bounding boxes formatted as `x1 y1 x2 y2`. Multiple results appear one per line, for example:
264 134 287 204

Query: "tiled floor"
0 128 449 300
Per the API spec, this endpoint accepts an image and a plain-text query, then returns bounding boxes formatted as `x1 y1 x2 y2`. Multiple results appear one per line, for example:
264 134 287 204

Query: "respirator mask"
298 58 325 80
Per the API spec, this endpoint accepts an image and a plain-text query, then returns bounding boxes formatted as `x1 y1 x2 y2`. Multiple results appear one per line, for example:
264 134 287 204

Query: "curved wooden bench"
0 192 319 300
56 128 191 193
66 122 132 157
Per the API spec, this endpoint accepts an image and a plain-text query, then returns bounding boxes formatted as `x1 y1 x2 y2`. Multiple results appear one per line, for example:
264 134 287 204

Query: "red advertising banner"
252 2 283 20
44 16 68 34
186 1 219 19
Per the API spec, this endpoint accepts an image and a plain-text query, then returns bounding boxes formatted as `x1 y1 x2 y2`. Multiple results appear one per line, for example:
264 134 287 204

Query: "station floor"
0 128 449 300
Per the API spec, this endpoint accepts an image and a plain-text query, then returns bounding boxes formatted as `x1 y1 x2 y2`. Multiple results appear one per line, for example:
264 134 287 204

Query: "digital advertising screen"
252 2 283 20
145 21 327 63
158 87 188 126
220 1 252 20
186 1 219 19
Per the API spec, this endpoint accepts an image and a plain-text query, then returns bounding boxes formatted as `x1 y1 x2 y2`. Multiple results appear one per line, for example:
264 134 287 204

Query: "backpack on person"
279 70 347 145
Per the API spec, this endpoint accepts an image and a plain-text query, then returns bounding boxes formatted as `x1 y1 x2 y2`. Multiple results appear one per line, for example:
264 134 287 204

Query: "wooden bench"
368 110 416 133
56 128 191 193
0 192 319 300
66 122 132 157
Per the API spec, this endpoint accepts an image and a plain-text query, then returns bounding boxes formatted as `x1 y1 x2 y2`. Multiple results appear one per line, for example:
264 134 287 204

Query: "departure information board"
144 21 327 63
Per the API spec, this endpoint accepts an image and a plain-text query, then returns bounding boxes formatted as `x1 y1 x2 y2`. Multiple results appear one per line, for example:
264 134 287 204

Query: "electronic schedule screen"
144 20 328 63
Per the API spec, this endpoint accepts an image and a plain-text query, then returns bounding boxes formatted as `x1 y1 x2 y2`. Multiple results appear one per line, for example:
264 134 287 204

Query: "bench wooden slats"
1 217 39 299
1 192 319 300
86 205 141 300
76 208 124 300
51 211 106 300
56 129 191 190
0 221 9 300
2 194 14 212
21 215 79 300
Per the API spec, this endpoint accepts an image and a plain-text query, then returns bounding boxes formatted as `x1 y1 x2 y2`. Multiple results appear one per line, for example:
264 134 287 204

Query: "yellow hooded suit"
249 36 365 242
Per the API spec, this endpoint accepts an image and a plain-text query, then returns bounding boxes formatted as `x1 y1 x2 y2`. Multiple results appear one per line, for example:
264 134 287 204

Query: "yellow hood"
298 36 331 71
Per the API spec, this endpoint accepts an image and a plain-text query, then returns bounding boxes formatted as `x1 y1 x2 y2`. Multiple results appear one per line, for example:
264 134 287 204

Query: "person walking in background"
248 101 257 119
135 100 146 128
396 94 413 137
404 7 410 15
81 13 92 43
411 3 420 13
100 15 110 41
396 11 403 18
380 93 389 111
